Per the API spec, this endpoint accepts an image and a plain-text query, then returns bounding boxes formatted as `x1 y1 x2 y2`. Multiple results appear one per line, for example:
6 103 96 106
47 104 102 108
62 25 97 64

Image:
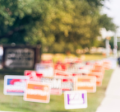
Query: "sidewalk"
96 66 120 112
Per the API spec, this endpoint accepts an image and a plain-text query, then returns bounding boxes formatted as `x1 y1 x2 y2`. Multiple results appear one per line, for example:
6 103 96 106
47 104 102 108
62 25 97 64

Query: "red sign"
54 64 67 71
24 70 43 81
72 73 82 77
55 70 71 77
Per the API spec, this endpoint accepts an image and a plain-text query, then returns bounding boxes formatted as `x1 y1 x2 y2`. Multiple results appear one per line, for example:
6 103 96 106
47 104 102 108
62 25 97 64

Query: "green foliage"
86 0 105 7
99 36 117 50
99 14 116 31
109 37 114 49
0 0 116 53
109 37 120 50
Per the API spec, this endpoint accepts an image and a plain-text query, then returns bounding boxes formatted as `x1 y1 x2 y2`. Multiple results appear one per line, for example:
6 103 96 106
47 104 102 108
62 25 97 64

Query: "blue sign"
4 75 29 95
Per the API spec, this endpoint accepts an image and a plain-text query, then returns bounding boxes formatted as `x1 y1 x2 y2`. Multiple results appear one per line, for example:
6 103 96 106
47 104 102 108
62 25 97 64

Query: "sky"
101 0 120 37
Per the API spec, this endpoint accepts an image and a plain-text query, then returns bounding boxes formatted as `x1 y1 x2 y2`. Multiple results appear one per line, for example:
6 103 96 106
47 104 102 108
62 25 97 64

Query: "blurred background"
0 0 119 112
0 0 117 55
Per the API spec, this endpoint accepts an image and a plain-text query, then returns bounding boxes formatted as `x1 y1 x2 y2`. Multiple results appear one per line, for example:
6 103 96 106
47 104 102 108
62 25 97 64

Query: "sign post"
106 37 111 57
114 32 117 57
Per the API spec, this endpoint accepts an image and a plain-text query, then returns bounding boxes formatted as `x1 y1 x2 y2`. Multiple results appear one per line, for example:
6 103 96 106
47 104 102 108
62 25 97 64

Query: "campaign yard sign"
96 78 103 86
54 64 67 71
75 76 96 93
88 72 103 86
35 63 54 77
64 91 87 109
24 70 43 81
103 58 117 69
61 77 74 92
55 70 71 77
40 77 62 95
24 81 50 103
4 75 29 95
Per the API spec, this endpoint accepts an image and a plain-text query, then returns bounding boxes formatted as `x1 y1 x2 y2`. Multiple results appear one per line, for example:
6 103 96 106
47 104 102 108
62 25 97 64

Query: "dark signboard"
2 45 41 69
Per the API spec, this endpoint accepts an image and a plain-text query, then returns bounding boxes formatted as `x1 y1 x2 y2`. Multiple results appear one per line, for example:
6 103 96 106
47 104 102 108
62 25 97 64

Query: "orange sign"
75 76 96 93
92 65 104 73
96 78 103 86
103 61 111 70
89 71 104 79
24 82 50 103
88 72 103 86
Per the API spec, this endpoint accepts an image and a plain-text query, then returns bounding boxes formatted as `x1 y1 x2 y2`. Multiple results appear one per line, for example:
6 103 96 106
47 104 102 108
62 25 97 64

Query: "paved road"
96 66 120 112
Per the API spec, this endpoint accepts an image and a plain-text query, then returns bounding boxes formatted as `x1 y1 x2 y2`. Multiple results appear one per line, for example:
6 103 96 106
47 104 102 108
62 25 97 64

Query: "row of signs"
3 59 115 109
4 75 87 109
4 75 96 96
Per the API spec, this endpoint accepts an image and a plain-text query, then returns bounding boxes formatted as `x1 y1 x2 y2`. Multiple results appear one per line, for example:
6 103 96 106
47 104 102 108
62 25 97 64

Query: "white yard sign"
64 91 87 109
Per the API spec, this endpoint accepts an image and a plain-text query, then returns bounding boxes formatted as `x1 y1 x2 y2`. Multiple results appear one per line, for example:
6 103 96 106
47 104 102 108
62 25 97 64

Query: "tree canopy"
0 0 116 53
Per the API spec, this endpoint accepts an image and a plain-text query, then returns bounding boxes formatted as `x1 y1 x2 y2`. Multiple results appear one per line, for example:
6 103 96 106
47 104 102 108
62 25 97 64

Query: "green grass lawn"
0 69 113 112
